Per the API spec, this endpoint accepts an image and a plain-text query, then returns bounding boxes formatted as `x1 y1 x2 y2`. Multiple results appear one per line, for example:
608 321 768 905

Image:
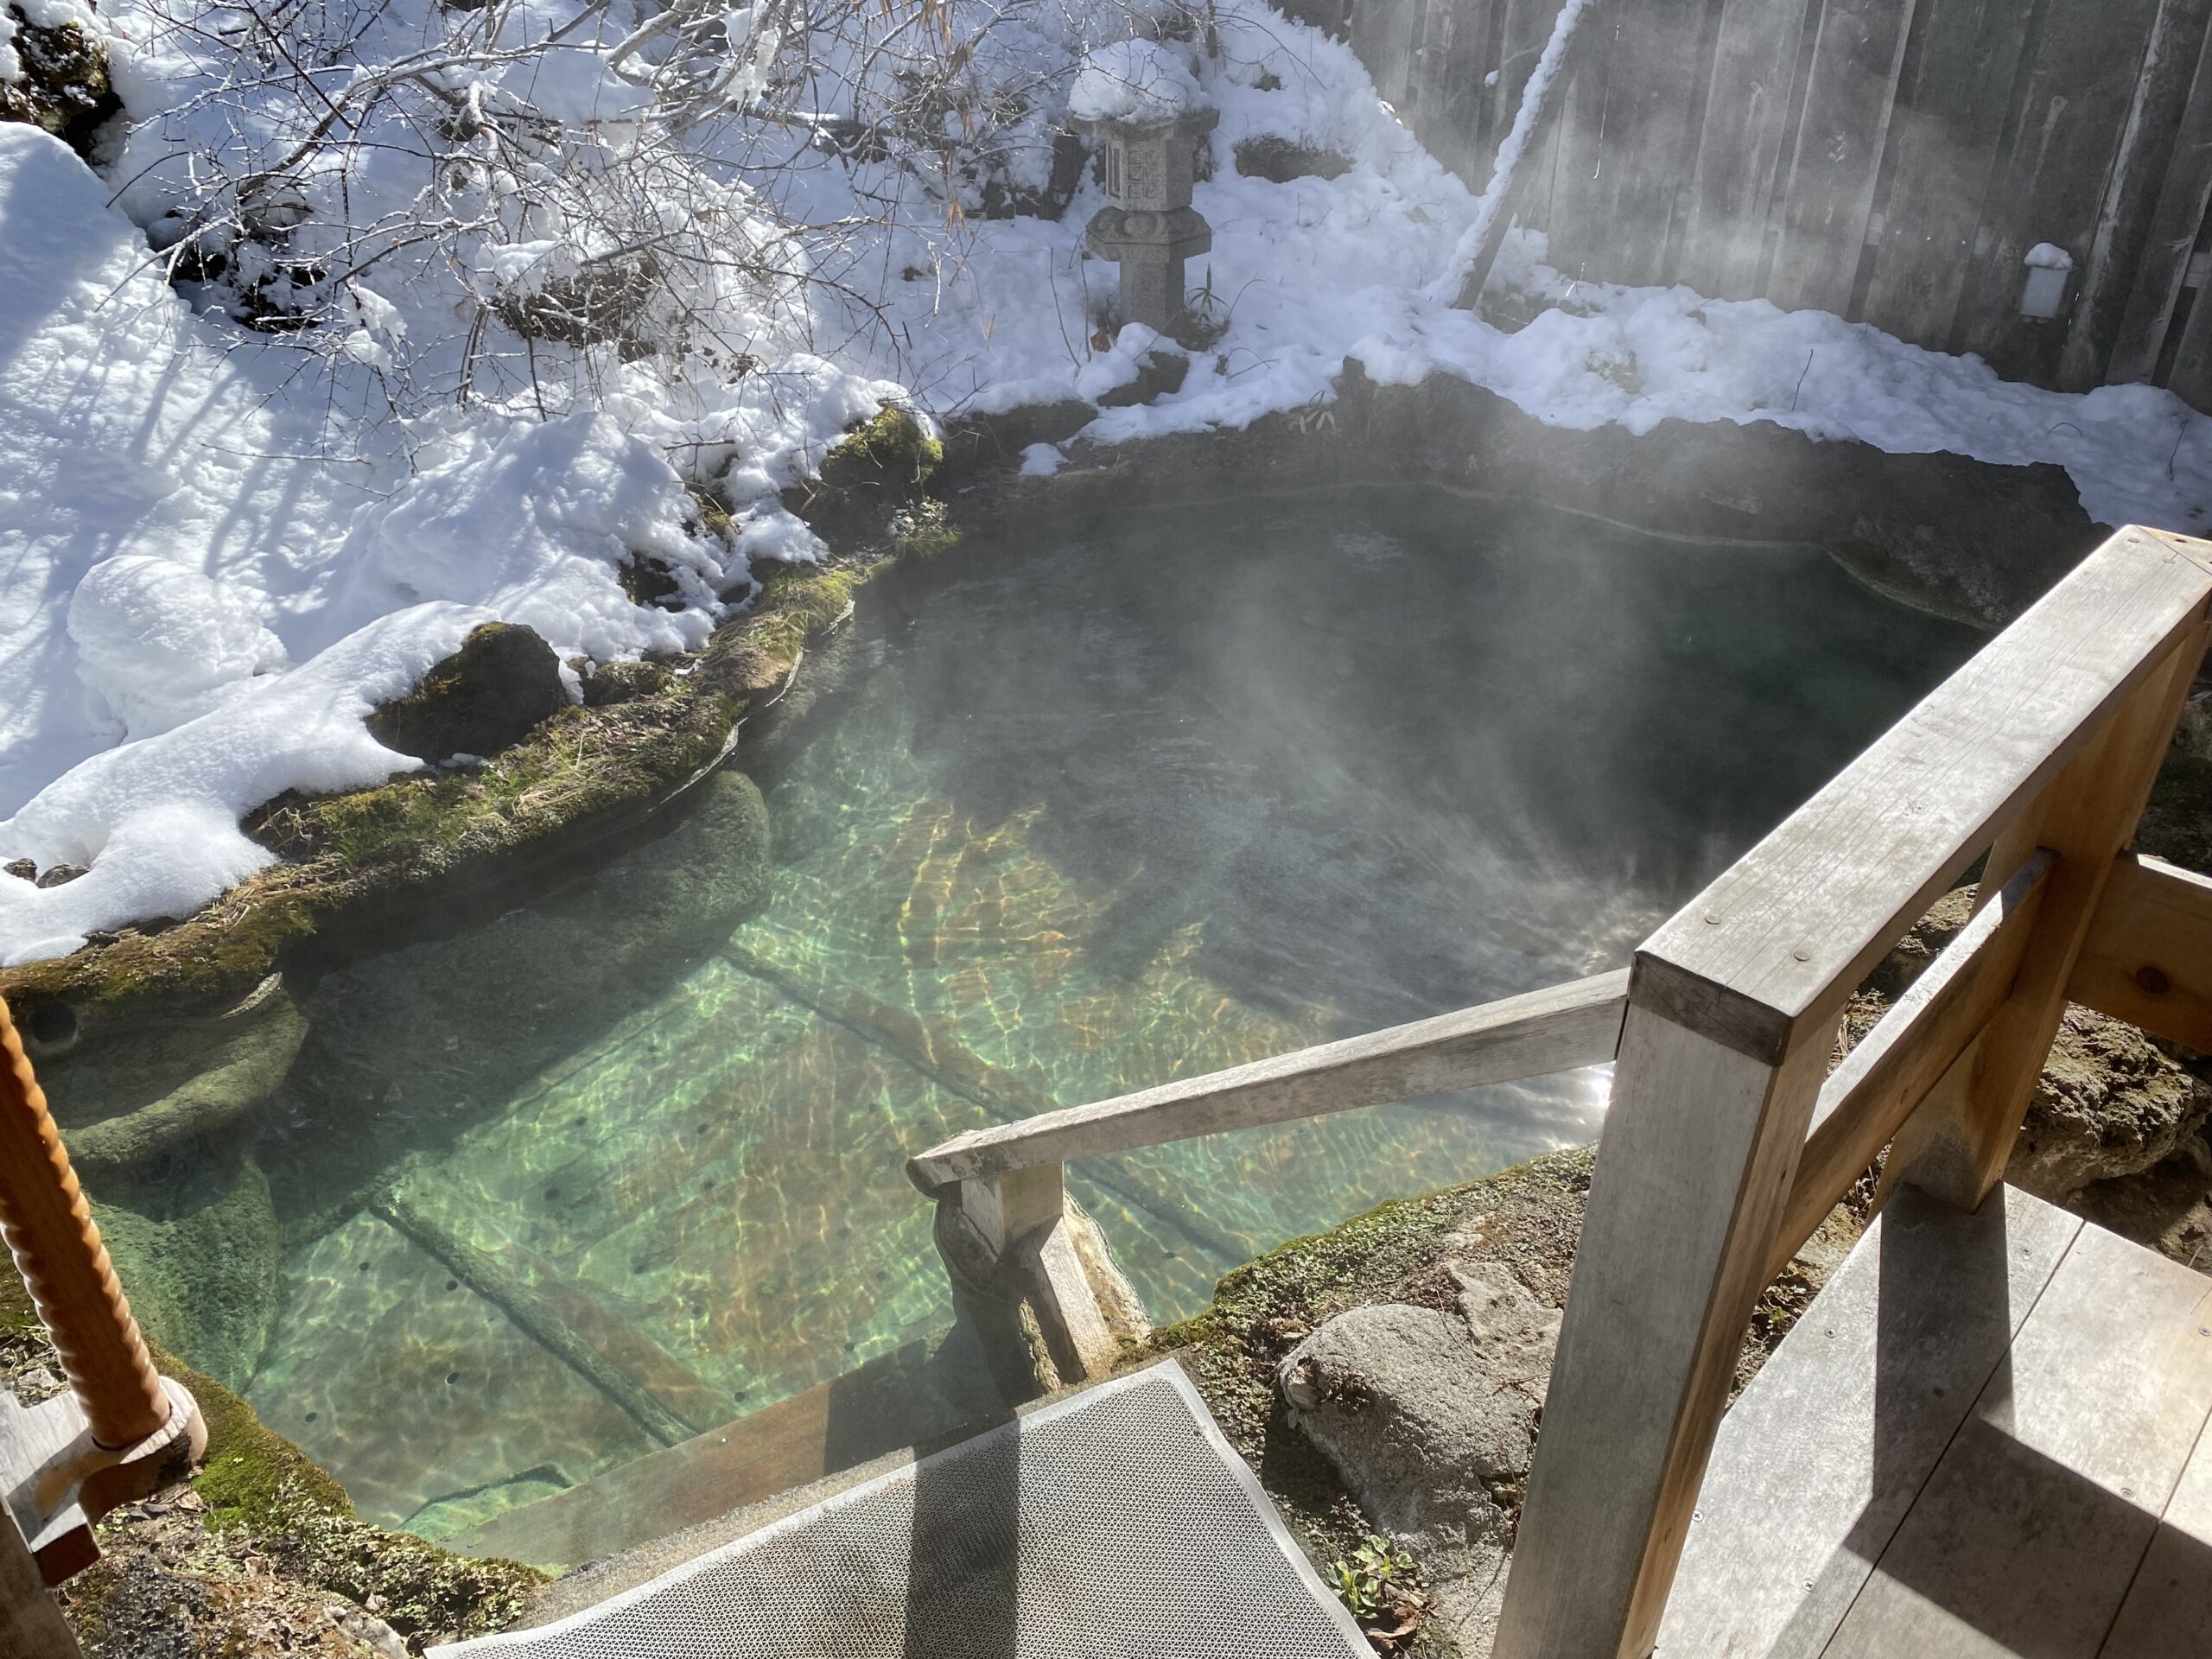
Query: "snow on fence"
1294 0 2212 413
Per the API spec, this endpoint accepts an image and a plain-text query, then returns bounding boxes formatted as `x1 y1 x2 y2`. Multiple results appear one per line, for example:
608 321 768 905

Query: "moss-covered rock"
95 1159 282 1394
0 561 855 1041
790 406 945 543
45 983 307 1177
0 5 118 156
1233 135 1352 181
1135 1150 1595 1578
365 623 569 764
818 405 943 492
2013 1006 2212 1198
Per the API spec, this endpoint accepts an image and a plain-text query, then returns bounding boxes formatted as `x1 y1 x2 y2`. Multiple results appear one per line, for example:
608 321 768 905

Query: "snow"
0 123 728 958
0 607 496 966
0 0 103 86
1069 38 1205 124
2 0 2210 966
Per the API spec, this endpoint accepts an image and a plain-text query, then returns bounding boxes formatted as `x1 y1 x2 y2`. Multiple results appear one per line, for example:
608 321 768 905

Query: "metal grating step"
430 1363 1368 1659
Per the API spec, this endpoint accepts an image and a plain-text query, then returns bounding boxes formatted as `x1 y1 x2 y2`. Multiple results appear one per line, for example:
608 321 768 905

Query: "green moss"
744 563 870 664
821 405 944 489
157 1339 353 1534
892 499 963 559
145 1334 545 1643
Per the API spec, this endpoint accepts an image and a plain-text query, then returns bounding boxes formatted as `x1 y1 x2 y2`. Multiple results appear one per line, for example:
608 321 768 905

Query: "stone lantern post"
1073 105 1219 334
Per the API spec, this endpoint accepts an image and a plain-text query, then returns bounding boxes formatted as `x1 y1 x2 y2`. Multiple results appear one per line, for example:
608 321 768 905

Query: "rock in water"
367 622 568 763
1277 1268 1560 1653
93 1157 283 1393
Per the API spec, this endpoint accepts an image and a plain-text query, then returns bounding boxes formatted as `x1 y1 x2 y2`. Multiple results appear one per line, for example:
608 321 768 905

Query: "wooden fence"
1279 0 2212 411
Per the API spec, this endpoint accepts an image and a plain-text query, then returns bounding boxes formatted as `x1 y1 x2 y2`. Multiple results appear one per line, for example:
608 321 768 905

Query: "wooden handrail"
906 969 1629 1190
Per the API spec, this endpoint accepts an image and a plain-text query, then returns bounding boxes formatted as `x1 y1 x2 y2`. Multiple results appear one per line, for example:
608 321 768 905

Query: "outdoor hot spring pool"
51 486 1984 1543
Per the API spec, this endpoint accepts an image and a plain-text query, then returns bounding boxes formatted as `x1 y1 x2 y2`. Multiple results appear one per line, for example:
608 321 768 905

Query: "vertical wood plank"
1407 0 1484 184
1547 0 1720 287
1859 0 2037 348
1955 0 2166 365
1768 0 1921 315
2172 271 2212 408
1491 0 1573 246
2108 17 2212 383
2061 0 2212 387
1354 0 1421 111
957 1163 1064 1257
0 1504 77 1659
1491 995 1829 1659
1889 616 2210 1212
1679 0 1819 299
1497 0 1571 120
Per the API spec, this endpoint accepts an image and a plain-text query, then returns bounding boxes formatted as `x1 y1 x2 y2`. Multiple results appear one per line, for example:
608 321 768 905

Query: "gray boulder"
1276 1264 1560 1653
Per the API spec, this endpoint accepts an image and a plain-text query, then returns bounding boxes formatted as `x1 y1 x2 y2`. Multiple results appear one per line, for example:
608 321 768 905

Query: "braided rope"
0 998 168 1449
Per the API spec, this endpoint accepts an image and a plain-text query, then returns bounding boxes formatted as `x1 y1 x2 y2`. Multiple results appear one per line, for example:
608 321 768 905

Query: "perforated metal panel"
432 1363 1368 1659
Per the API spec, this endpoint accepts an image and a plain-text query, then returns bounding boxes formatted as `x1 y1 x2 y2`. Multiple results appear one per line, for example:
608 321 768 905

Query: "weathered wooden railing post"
1496 527 2212 1658
0 995 208 1646
925 1161 1137 1399
1885 612 2209 1211
1491 943 1834 1659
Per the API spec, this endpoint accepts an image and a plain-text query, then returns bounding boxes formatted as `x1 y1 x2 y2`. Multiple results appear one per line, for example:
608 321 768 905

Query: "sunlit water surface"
64 488 1983 1541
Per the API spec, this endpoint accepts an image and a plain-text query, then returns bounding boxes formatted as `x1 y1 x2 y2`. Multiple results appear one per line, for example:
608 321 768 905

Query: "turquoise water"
53 487 1983 1542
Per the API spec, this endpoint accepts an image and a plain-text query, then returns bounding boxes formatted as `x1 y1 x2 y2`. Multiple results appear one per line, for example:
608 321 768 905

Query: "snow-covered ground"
3 0 2209 967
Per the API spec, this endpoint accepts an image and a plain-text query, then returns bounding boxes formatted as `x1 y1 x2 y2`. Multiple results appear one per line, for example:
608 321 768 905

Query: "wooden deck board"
2098 1401 2212 1656
1656 1186 2212 1658
1656 1187 2082 1659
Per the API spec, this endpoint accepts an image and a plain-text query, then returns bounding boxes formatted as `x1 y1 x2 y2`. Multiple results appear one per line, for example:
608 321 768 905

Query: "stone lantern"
1074 105 1219 334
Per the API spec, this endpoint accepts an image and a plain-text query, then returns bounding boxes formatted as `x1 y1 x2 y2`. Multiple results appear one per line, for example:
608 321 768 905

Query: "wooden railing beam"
1765 849 2056 1281
1498 527 2212 1659
908 970 1628 1190
1887 616 2210 1212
